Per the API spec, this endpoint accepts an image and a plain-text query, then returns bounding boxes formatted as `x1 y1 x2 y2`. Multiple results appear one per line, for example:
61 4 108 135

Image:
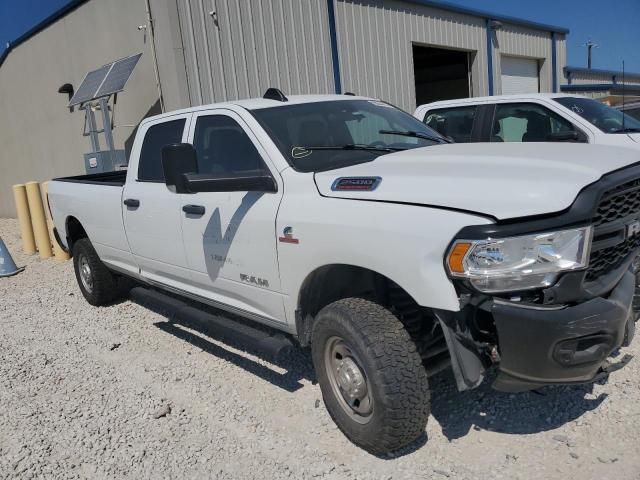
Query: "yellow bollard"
40 182 70 262
12 184 36 255
25 181 53 259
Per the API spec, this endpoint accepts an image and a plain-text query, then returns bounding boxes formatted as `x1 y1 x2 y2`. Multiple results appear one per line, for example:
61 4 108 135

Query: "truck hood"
314 143 640 220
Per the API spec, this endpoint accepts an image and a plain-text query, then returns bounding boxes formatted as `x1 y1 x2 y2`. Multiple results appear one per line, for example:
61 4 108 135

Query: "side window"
138 119 186 181
424 106 477 143
193 115 268 174
492 103 578 143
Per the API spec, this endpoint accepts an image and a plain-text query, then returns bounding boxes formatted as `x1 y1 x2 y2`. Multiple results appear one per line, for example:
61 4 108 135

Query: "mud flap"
435 311 486 391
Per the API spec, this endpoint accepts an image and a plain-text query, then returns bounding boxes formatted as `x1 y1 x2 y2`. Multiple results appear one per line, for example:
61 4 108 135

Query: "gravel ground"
1 217 639 479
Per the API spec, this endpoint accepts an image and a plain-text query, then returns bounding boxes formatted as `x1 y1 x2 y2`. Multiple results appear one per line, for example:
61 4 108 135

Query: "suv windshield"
554 96 640 133
251 100 445 172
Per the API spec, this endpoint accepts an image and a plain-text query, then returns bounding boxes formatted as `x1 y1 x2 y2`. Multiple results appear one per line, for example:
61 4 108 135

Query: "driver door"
179 109 286 324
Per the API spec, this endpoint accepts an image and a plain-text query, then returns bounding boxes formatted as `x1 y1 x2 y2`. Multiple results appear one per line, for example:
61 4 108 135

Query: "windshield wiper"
379 129 451 144
298 144 405 153
609 127 640 133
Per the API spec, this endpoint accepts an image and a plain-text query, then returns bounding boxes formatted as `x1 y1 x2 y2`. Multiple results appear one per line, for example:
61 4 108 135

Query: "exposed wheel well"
296 264 449 376
65 216 87 253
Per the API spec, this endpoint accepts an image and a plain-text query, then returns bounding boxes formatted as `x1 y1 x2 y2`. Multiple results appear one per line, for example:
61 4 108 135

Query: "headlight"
446 226 592 293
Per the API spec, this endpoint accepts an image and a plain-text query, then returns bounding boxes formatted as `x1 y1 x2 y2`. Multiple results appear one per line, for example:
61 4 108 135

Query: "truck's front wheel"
311 298 430 455
72 238 119 306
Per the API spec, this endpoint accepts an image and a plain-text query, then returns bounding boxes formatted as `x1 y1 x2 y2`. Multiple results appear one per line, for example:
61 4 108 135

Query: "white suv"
415 93 640 148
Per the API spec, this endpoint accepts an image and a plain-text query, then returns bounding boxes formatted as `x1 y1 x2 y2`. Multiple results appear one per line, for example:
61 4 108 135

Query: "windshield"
251 100 444 172
554 96 640 133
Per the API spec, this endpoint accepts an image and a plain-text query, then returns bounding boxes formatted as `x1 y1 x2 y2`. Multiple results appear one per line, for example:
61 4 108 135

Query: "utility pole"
581 38 598 69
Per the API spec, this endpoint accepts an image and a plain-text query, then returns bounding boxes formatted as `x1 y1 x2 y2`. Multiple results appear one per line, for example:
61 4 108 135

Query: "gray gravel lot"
1 217 639 479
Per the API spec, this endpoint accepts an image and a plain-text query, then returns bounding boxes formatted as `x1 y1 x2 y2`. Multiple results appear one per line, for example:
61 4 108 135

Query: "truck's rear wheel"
72 238 119 306
311 298 430 455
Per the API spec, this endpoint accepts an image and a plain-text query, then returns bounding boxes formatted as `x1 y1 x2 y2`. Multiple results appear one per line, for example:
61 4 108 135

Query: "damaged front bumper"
437 269 637 393
491 269 635 392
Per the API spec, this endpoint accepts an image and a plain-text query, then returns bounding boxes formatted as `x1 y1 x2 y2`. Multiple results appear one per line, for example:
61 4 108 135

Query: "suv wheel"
311 298 430 455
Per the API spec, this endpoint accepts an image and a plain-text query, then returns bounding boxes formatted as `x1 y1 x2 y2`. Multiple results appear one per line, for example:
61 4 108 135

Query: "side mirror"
547 131 579 142
183 171 278 193
162 143 198 193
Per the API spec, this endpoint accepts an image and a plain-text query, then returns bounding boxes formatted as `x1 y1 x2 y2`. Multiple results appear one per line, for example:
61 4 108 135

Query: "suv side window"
424 106 477 143
193 115 268 174
492 103 581 142
138 119 186 181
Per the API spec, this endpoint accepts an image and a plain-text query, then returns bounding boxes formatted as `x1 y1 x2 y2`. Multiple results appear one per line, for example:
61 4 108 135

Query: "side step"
130 287 295 361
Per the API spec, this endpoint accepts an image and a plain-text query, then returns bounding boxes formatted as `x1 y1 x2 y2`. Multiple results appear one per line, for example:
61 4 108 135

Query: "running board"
130 287 295 361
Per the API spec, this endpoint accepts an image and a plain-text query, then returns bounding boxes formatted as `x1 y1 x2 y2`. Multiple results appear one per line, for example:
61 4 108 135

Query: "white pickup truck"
49 91 638 454
414 93 640 147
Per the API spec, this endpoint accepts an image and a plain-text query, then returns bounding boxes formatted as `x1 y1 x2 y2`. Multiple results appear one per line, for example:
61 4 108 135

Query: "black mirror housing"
162 143 198 193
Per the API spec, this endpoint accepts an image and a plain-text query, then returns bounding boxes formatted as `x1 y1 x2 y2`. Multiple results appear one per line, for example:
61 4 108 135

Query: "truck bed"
53 170 127 186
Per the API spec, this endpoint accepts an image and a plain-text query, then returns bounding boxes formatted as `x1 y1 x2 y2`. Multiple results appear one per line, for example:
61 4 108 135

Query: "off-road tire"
72 238 119 306
311 298 430 455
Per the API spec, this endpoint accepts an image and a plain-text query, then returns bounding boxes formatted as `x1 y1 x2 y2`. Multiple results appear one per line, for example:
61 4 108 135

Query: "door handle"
182 204 205 216
123 198 140 208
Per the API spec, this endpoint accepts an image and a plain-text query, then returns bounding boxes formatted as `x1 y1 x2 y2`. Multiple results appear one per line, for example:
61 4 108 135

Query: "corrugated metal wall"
334 0 488 112
176 0 335 105
173 0 565 112
492 24 553 94
570 71 615 85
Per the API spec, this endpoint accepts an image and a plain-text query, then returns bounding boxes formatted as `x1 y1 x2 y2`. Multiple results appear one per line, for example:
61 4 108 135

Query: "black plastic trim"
52 228 70 254
475 104 495 142
53 170 127 187
491 269 634 392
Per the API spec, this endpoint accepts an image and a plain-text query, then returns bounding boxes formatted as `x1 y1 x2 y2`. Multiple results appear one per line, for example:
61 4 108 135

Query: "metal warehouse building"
561 66 640 105
0 0 569 217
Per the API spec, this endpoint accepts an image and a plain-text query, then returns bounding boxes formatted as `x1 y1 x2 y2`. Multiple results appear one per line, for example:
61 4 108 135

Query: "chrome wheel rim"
324 336 373 424
78 254 93 293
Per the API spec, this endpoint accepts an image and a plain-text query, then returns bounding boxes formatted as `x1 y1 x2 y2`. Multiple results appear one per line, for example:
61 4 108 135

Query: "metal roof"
564 66 640 80
403 0 569 33
0 0 569 71
560 83 640 95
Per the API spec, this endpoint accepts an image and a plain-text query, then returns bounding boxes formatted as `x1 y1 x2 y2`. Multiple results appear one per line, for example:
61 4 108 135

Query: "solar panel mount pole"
99 97 115 151
83 104 100 153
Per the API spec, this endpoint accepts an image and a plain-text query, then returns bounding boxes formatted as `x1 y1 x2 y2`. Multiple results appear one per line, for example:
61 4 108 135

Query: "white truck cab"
414 93 640 148
49 91 638 454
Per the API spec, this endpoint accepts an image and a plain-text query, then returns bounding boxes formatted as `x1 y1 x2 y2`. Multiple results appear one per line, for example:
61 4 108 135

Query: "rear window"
138 119 186 182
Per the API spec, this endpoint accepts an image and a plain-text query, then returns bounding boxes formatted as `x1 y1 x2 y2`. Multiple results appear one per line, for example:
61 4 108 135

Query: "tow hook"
601 354 633 375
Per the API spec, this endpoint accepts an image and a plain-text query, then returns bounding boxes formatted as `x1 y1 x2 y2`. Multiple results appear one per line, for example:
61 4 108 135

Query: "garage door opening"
412 45 470 106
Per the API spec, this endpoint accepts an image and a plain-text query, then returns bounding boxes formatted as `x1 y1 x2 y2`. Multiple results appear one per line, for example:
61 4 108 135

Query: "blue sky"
1 0 639 72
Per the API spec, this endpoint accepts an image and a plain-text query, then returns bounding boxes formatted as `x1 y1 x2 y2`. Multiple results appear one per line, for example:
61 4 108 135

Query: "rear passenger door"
179 109 286 324
423 106 479 143
122 114 193 288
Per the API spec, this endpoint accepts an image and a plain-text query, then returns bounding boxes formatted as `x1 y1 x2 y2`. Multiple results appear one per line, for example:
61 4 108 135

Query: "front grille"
592 178 640 226
587 178 640 281
587 235 640 281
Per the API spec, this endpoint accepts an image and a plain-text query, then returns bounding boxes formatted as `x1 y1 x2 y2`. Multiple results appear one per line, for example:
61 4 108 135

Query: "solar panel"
94 53 142 99
68 53 142 107
68 64 111 106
